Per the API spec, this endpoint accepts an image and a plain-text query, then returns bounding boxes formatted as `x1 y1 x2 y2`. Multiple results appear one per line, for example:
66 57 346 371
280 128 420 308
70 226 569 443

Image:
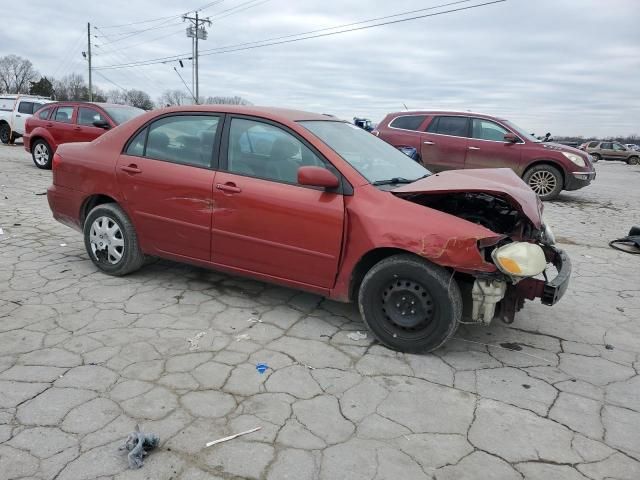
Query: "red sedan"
47 106 570 353
24 102 144 169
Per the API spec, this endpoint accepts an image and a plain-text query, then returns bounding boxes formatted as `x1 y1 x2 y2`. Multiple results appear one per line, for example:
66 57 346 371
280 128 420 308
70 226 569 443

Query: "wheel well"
0 120 8 126
349 247 416 301
524 160 566 187
29 136 45 152
80 194 118 225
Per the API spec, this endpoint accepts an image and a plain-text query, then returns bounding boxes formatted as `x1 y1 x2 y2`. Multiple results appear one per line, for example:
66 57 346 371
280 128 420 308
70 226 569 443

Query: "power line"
94 70 128 92
94 0 506 71
96 0 224 29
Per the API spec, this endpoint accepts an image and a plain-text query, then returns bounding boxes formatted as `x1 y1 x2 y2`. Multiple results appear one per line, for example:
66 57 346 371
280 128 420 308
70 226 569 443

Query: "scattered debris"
522 384 531 389
205 427 261 448
120 425 159 469
59 269 70 273
295 362 315 370
35 192 47 196
0 227 3 235
247 318 263 323
453 337 553 363
616 307 625 313
187 331 206 351
583 254 593 259
499 342 523 351
60 243 67 247
256 362 268 374
235 333 250 342
13 223 20 226
347 331 368 341
605 344 614 350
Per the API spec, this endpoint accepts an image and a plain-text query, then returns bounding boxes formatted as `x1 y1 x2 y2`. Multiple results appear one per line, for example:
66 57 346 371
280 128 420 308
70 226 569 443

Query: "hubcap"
89 216 124 265
528 170 557 196
34 144 49 165
381 279 434 330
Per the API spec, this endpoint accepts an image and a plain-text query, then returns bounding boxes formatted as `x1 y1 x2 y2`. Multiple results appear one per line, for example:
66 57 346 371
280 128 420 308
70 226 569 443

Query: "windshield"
102 106 145 125
503 120 541 143
299 121 430 184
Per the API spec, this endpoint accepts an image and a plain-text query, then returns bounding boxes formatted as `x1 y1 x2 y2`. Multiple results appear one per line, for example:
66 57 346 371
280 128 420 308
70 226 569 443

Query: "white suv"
0 94 53 144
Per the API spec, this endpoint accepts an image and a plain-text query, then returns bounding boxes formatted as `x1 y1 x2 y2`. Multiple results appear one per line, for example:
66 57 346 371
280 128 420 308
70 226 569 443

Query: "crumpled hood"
392 168 543 228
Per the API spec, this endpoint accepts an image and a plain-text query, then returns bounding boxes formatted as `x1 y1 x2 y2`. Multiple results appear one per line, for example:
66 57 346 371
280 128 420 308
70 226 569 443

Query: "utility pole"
184 12 210 104
87 22 92 101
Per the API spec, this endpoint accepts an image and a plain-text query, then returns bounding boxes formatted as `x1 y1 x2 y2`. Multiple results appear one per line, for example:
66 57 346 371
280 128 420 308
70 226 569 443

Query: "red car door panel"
49 106 77 145
465 118 522 171
420 116 469 171
75 106 111 143
210 116 344 288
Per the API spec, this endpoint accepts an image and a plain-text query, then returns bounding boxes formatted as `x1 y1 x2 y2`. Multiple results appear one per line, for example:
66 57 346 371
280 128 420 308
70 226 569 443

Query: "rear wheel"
523 164 563 201
32 139 52 169
0 124 10 144
627 156 639 165
590 153 601 162
83 203 145 276
358 254 461 353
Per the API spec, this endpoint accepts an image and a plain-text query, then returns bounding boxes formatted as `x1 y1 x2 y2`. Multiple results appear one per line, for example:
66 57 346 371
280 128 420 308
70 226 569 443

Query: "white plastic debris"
60 243 67 247
205 427 261 447
347 331 368 341
0 227 3 235
187 331 206 351
235 333 250 342
247 318 263 323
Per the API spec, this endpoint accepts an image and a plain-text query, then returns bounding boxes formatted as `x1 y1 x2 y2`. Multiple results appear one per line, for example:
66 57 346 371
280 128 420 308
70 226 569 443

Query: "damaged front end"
392 170 571 326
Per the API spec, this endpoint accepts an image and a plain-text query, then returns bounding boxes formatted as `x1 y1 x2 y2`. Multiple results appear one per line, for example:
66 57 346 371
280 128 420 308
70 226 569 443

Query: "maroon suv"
374 111 596 200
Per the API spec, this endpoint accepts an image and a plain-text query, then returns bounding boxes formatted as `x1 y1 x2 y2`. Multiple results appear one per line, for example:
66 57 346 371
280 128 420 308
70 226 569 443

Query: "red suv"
374 111 596 200
24 102 144 169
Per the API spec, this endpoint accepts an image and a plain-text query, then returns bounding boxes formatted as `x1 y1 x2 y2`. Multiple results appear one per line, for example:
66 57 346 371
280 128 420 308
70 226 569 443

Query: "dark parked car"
373 111 596 200
24 102 144 169
583 141 640 164
47 105 570 353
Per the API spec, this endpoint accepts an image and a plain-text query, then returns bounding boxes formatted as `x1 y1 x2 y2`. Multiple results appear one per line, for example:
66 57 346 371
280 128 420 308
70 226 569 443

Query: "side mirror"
93 119 110 130
297 166 340 189
504 132 519 143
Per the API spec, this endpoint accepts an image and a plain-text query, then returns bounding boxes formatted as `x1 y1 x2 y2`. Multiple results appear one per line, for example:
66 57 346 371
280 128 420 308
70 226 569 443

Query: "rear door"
49 106 77 145
210 116 344 288
116 113 222 261
76 106 111 143
465 117 522 171
13 100 36 134
420 115 469 171
381 114 427 152
599 142 615 160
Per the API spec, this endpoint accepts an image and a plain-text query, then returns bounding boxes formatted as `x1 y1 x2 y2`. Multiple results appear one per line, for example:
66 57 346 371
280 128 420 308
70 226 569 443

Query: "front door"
49 106 77 145
465 117 523 172
211 116 344 288
612 142 629 161
420 115 469 172
75 106 112 143
116 114 222 261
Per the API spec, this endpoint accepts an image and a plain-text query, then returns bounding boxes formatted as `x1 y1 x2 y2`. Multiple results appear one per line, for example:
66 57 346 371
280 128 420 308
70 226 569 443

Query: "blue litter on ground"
256 362 268 374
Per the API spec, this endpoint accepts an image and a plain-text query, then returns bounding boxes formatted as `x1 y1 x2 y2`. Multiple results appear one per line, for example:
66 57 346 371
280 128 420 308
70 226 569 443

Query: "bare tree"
106 89 127 105
203 95 252 105
159 89 191 106
125 90 154 110
53 73 89 101
0 55 39 94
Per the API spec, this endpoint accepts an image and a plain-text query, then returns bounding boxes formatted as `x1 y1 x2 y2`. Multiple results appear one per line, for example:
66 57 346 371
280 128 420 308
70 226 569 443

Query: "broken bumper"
517 246 571 306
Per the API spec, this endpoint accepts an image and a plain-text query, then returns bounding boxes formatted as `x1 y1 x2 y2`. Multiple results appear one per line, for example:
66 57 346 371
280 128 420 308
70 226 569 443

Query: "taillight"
52 152 62 170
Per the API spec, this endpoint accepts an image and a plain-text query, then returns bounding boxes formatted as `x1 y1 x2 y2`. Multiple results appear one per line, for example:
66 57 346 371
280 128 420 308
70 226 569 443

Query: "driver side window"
613 143 626 151
471 118 510 142
226 118 323 184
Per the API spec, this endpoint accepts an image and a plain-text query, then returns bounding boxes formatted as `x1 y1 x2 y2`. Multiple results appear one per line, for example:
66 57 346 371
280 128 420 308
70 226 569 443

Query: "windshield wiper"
372 174 429 186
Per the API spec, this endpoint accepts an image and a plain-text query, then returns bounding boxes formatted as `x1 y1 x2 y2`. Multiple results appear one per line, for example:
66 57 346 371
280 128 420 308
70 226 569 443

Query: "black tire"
31 139 52 169
83 203 145 276
590 153 601 162
0 123 10 145
627 156 639 166
358 254 461 353
523 164 563 201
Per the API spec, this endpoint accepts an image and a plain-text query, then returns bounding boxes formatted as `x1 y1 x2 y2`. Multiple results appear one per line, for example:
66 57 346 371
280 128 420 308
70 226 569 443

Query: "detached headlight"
562 151 586 167
492 242 547 277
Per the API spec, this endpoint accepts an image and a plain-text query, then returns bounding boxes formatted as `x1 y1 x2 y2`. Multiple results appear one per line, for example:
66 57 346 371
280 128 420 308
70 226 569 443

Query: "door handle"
216 183 241 194
468 146 480 150
423 141 434 145
120 164 142 174
74 126 81 131
45 123 53 127
15 114 21 118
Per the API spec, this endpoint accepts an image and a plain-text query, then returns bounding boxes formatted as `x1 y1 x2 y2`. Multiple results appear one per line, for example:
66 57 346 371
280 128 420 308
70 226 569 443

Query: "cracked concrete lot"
1 143 639 480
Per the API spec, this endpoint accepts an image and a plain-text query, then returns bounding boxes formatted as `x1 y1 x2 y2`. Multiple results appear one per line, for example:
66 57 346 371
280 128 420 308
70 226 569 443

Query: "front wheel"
523 164 563 201
627 156 639 165
32 139 52 169
0 124 10 145
83 203 145 276
590 153 601 162
358 255 461 353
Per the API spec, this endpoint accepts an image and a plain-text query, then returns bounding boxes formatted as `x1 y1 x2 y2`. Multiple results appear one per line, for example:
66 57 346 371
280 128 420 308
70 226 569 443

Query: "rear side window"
37 108 52 120
601 142 612 149
18 102 35 114
389 115 426 131
130 115 221 168
588 141 598 148
54 106 74 123
428 116 469 137
78 107 107 127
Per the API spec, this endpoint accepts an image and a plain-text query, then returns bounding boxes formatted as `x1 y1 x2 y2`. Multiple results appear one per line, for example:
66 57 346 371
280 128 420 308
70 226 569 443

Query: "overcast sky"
2 0 639 136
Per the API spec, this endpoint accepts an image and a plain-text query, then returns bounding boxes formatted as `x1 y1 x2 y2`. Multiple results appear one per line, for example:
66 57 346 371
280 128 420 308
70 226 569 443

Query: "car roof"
156 105 341 122
43 101 136 109
385 110 506 121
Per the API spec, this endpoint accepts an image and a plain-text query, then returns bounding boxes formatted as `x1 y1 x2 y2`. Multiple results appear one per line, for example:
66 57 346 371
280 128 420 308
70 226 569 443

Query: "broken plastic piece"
187 331 206 351
119 425 160 469
0 227 3 235
347 331 368 341
256 362 268 374
235 333 250 342
60 243 67 247
205 427 261 447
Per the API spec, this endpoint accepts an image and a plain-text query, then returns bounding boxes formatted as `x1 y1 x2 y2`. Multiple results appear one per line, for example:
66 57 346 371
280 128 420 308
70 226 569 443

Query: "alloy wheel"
89 216 125 265
33 143 50 166
528 170 557 196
